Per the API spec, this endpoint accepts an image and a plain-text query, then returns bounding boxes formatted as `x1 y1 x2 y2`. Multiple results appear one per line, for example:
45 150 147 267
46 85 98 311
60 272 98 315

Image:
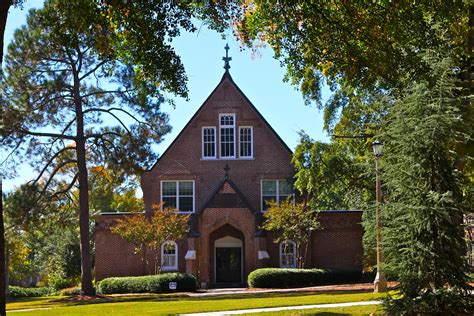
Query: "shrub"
49 275 81 290
58 287 82 296
247 268 363 288
9 286 53 298
98 273 198 294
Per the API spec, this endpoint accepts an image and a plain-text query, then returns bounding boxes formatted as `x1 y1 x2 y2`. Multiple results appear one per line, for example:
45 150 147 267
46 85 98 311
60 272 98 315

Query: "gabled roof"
147 71 293 172
197 176 256 215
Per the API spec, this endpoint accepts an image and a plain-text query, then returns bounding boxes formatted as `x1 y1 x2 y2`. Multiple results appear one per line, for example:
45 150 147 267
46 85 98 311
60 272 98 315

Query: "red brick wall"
263 211 363 271
94 74 364 283
140 75 294 214
197 207 257 284
95 214 188 281
311 211 363 270
94 214 146 280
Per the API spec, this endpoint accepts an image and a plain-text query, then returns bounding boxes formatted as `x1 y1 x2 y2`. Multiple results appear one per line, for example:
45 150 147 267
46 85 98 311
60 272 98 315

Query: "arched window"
161 241 178 271
280 240 297 268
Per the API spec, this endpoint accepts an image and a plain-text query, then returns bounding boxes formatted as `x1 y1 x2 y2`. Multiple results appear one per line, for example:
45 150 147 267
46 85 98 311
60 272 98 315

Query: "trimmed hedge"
9 286 53 298
248 268 363 288
98 273 198 294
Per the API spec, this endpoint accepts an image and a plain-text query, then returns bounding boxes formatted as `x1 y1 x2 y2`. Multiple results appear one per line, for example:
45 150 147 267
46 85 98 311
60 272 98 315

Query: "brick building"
95 54 363 286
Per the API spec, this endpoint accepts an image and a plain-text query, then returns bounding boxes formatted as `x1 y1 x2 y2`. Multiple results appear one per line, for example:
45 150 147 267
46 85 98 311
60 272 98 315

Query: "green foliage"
247 268 363 288
58 287 82 296
111 206 189 274
98 273 198 294
233 2 469 129
292 132 374 211
384 288 473 315
261 199 320 268
381 52 472 313
48 276 81 291
8 286 53 298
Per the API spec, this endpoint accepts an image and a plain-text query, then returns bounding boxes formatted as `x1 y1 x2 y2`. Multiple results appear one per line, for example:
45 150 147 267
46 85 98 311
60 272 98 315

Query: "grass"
7 290 391 315
246 304 383 315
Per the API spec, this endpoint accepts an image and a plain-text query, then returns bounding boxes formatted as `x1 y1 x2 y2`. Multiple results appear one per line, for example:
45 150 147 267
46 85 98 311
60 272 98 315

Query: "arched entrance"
209 224 245 285
214 236 242 283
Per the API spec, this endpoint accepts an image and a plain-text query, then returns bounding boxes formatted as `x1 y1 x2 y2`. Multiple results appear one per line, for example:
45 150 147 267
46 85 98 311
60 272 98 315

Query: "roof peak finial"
223 43 232 72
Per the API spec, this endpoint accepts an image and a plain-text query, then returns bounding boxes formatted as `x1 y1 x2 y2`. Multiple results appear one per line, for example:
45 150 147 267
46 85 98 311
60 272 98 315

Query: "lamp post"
373 140 387 293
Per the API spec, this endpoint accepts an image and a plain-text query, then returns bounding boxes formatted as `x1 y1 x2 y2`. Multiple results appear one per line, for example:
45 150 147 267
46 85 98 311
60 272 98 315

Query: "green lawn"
246 304 382 315
7 291 390 315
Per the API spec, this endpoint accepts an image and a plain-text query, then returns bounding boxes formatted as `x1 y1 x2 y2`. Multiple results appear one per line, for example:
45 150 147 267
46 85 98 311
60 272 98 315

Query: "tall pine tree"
382 52 472 314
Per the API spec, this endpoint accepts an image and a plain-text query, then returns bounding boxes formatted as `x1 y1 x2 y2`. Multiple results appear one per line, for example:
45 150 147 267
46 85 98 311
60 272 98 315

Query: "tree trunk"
73 64 94 296
0 0 12 65
1 4 12 314
0 182 6 316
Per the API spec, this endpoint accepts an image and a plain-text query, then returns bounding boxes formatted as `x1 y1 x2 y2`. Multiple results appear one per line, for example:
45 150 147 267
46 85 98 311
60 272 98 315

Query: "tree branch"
86 131 122 140
83 108 131 135
19 129 76 140
79 59 110 81
37 159 78 196
32 146 76 185
51 173 79 198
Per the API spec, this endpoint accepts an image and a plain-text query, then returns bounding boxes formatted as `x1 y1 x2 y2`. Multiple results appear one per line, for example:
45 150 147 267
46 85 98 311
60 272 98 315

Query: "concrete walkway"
181 300 382 315
188 282 387 297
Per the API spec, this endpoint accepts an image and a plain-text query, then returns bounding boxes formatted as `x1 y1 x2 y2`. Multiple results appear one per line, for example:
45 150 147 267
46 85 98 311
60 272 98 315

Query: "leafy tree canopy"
112 205 189 274
221 1 470 132
262 199 320 268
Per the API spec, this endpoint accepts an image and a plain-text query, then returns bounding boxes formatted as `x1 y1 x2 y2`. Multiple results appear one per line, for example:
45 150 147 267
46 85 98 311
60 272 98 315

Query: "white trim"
160 180 195 213
202 126 217 159
214 236 243 283
279 240 297 268
219 113 236 159
260 179 293 212
161 240 178 271
238 126 253 159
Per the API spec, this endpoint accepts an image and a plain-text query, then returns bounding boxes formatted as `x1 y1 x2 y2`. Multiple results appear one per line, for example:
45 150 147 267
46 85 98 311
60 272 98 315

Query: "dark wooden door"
215 247 242 283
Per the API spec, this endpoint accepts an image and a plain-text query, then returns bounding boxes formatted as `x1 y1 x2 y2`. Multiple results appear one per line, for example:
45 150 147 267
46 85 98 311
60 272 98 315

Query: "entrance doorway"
214 236 242 284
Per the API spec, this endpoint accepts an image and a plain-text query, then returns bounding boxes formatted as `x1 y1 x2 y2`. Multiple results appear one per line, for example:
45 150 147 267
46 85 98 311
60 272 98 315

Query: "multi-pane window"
202 127 216 158
220 114 235 158
280 240 297 268
239 127 253 158
261 179 293 211
161 241 178 270
161 181 194 212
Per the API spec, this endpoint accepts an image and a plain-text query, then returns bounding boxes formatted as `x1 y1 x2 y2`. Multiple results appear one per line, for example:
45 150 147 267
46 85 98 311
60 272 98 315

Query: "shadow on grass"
47 289 380 308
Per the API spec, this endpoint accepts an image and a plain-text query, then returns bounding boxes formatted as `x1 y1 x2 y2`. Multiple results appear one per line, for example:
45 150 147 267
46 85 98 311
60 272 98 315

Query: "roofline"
224 73 293 155
146 71 293 172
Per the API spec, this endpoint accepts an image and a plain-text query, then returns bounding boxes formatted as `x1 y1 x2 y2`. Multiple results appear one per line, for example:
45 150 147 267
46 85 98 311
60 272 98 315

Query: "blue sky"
2 2 329 192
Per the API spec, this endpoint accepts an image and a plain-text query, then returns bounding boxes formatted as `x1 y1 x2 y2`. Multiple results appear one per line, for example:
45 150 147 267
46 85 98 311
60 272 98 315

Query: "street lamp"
373 140 387 293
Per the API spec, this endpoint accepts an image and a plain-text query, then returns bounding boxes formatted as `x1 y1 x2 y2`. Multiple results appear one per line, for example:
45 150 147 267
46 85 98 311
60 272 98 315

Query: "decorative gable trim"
197 177 256 215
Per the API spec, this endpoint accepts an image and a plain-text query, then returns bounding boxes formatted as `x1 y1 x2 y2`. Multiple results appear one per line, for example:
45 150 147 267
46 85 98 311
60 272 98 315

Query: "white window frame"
279 240 297 268
219 113 236 159
238 126 253 159
261 179 293 212
161 240 178 271
160 180 195 213
202 126 217 159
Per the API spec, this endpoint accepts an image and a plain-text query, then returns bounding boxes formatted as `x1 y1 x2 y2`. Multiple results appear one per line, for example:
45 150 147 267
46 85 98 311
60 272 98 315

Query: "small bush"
49 275 81 290
9 286 53 298
59 287 82 296
98 273 198 294
248 268 363 288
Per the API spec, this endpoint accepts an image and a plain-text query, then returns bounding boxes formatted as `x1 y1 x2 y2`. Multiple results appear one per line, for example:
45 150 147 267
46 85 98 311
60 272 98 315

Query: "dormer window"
219 113 236 158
